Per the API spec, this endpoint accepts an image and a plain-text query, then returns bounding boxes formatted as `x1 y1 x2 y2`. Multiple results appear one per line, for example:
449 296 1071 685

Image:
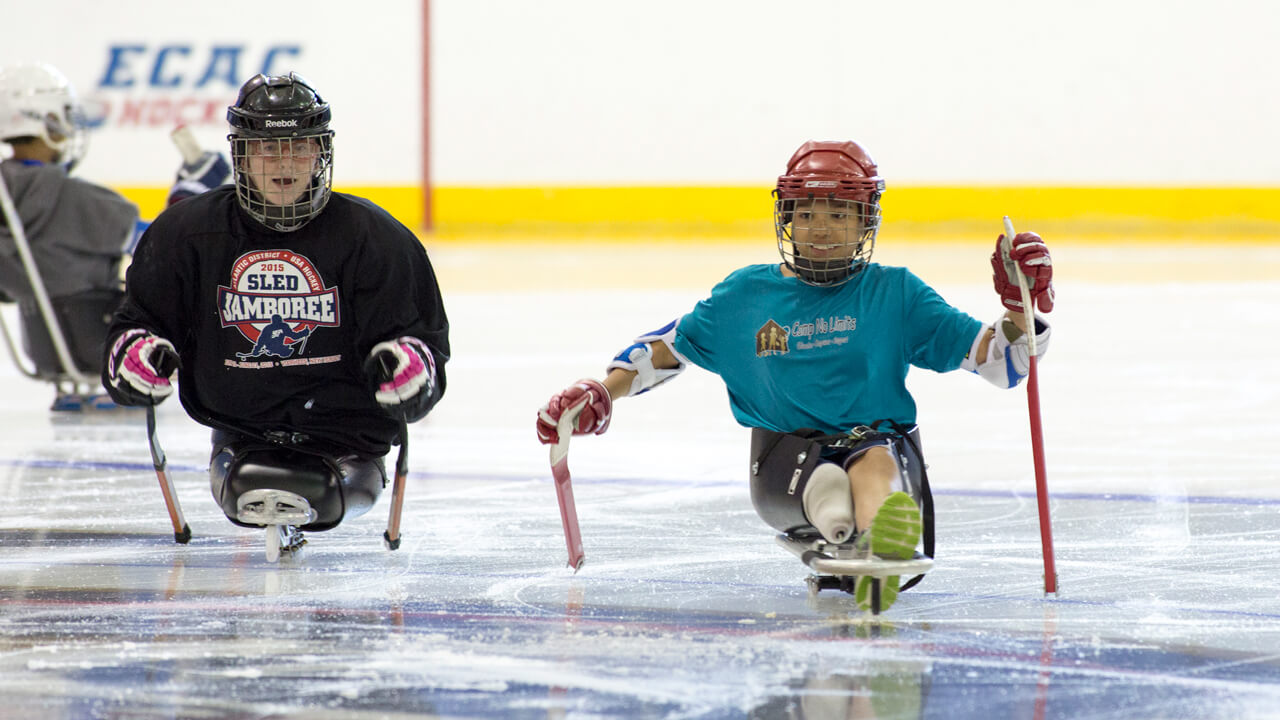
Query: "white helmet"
0 63 87 169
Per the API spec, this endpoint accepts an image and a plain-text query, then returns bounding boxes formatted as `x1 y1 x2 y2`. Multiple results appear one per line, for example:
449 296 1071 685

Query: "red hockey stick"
551 404 586 571
1004 216 1057 594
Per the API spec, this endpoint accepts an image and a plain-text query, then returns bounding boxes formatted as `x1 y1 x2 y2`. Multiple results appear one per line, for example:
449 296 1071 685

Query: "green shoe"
852 492 922 613
861 491 921 560
855 574 900 613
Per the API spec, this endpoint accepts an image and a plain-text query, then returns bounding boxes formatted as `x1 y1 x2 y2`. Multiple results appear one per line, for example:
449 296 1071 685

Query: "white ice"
2 238 1280 719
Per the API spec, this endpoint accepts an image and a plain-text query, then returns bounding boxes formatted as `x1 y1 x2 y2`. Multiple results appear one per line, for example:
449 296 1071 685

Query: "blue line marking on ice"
3 457 1279 507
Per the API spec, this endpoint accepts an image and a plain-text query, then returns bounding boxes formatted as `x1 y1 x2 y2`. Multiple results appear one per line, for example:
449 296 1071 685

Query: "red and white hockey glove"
991 231 1055 313
367 337 437 412
536 379 612 445
106 329 179 406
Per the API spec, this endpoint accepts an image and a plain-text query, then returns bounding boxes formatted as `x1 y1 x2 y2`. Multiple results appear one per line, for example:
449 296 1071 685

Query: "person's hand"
366 337 436 414
536 379 612 445
106 329 179 405
991 231 1054 313
166 151 232 206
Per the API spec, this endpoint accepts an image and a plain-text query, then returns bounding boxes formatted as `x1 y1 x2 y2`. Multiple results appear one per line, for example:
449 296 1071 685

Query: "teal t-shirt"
672 263 983 434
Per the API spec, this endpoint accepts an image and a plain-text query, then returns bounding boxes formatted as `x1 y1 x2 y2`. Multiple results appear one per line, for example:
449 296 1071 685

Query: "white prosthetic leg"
802 463 855 544
236 489 315 562
785 460 931 615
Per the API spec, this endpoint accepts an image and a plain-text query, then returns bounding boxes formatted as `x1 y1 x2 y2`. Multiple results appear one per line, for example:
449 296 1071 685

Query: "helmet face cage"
230 133 334 232
226 73 334 232
774 193 881 287
0 63 88 170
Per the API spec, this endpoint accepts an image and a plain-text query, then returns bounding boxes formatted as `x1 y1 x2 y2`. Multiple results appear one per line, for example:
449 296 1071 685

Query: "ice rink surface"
3 236 1280 719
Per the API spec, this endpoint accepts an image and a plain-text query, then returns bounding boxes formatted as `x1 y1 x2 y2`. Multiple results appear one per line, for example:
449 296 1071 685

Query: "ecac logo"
97 44 301 89
87 43 304 129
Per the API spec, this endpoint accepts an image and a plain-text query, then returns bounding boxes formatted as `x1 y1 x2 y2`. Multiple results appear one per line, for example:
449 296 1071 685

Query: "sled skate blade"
264 524 307 562
776 534 934 578
236 488 317 527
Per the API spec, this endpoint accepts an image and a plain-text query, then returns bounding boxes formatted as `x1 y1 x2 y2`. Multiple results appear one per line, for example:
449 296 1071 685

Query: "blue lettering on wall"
197 47 242 88
150 46 190 88
96 44 305 91
98 45 146 88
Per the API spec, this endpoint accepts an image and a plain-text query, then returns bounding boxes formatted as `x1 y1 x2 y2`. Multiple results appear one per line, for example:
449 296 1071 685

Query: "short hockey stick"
1003 216 1057 594
383 420 409 550
551 404 587 571
146 405 192 544
363 347 413 551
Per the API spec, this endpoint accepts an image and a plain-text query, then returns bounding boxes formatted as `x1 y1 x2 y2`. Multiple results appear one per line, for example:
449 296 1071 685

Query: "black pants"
747 426 926 539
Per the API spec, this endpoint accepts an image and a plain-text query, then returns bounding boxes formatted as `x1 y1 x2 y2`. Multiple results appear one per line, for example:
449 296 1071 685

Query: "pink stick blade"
552 456 585 571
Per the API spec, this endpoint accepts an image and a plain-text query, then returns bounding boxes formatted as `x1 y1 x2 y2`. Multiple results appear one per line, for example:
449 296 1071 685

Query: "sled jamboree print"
217 250 341 368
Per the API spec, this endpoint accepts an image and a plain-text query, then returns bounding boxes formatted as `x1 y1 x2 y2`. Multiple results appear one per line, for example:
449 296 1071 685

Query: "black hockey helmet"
227 72 331 138
226 72 334 232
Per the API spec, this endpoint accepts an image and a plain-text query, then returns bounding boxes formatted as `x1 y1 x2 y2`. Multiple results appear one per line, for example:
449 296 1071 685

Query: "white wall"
433 0 1279 185
2 0 420 185
5 0 1277 187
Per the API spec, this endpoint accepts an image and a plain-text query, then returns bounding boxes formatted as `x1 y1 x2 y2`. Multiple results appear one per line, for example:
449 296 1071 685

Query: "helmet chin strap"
788 250 861 287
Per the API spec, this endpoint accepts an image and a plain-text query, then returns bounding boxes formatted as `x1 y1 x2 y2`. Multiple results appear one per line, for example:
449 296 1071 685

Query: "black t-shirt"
106 186 449 457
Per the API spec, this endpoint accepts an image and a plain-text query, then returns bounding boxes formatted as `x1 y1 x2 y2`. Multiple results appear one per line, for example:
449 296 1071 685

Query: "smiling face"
787 197 863 262
775 196 877 285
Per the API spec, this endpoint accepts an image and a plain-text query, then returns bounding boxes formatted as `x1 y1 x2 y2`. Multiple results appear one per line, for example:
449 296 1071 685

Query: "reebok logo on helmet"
265 119 299 128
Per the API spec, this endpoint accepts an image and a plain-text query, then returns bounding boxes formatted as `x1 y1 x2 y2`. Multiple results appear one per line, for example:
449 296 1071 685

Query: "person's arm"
972 311 1025 366
962 231 1054 388
165 151 231 207
536 321 688 445
355 219 450 422
600 338 682 400
101 215 189 405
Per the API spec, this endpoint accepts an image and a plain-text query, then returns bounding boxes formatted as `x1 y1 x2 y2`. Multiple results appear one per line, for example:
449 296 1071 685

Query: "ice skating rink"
3 234 1280 719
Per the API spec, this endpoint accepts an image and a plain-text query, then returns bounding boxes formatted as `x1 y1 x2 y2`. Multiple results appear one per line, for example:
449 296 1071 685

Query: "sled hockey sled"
230 446 406 563
147 412 410 562
776 534 934 615
0 167 121 410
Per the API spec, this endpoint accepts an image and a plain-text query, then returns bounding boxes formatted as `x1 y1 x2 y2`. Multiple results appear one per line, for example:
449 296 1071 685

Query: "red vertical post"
421 0 433 232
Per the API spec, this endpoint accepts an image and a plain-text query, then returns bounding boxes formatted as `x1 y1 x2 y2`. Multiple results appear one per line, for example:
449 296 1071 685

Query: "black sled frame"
144 412 411 558
0 164 111 399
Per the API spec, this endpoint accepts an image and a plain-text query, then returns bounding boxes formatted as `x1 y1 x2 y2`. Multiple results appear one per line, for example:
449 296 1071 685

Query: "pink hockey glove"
107 329 179 406
367 337 437 410
536 379 612 445
991 231 1055 313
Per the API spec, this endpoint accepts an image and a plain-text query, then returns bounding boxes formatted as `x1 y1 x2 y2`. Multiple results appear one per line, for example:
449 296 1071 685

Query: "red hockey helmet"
774 141 886 286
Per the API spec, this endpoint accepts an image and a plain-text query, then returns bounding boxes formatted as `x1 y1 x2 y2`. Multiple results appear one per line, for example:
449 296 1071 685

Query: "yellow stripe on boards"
117 185 426 229
115 185 1280 241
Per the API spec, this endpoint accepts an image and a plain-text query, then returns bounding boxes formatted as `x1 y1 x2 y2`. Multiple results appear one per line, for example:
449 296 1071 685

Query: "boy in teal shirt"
537 140 1054 612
